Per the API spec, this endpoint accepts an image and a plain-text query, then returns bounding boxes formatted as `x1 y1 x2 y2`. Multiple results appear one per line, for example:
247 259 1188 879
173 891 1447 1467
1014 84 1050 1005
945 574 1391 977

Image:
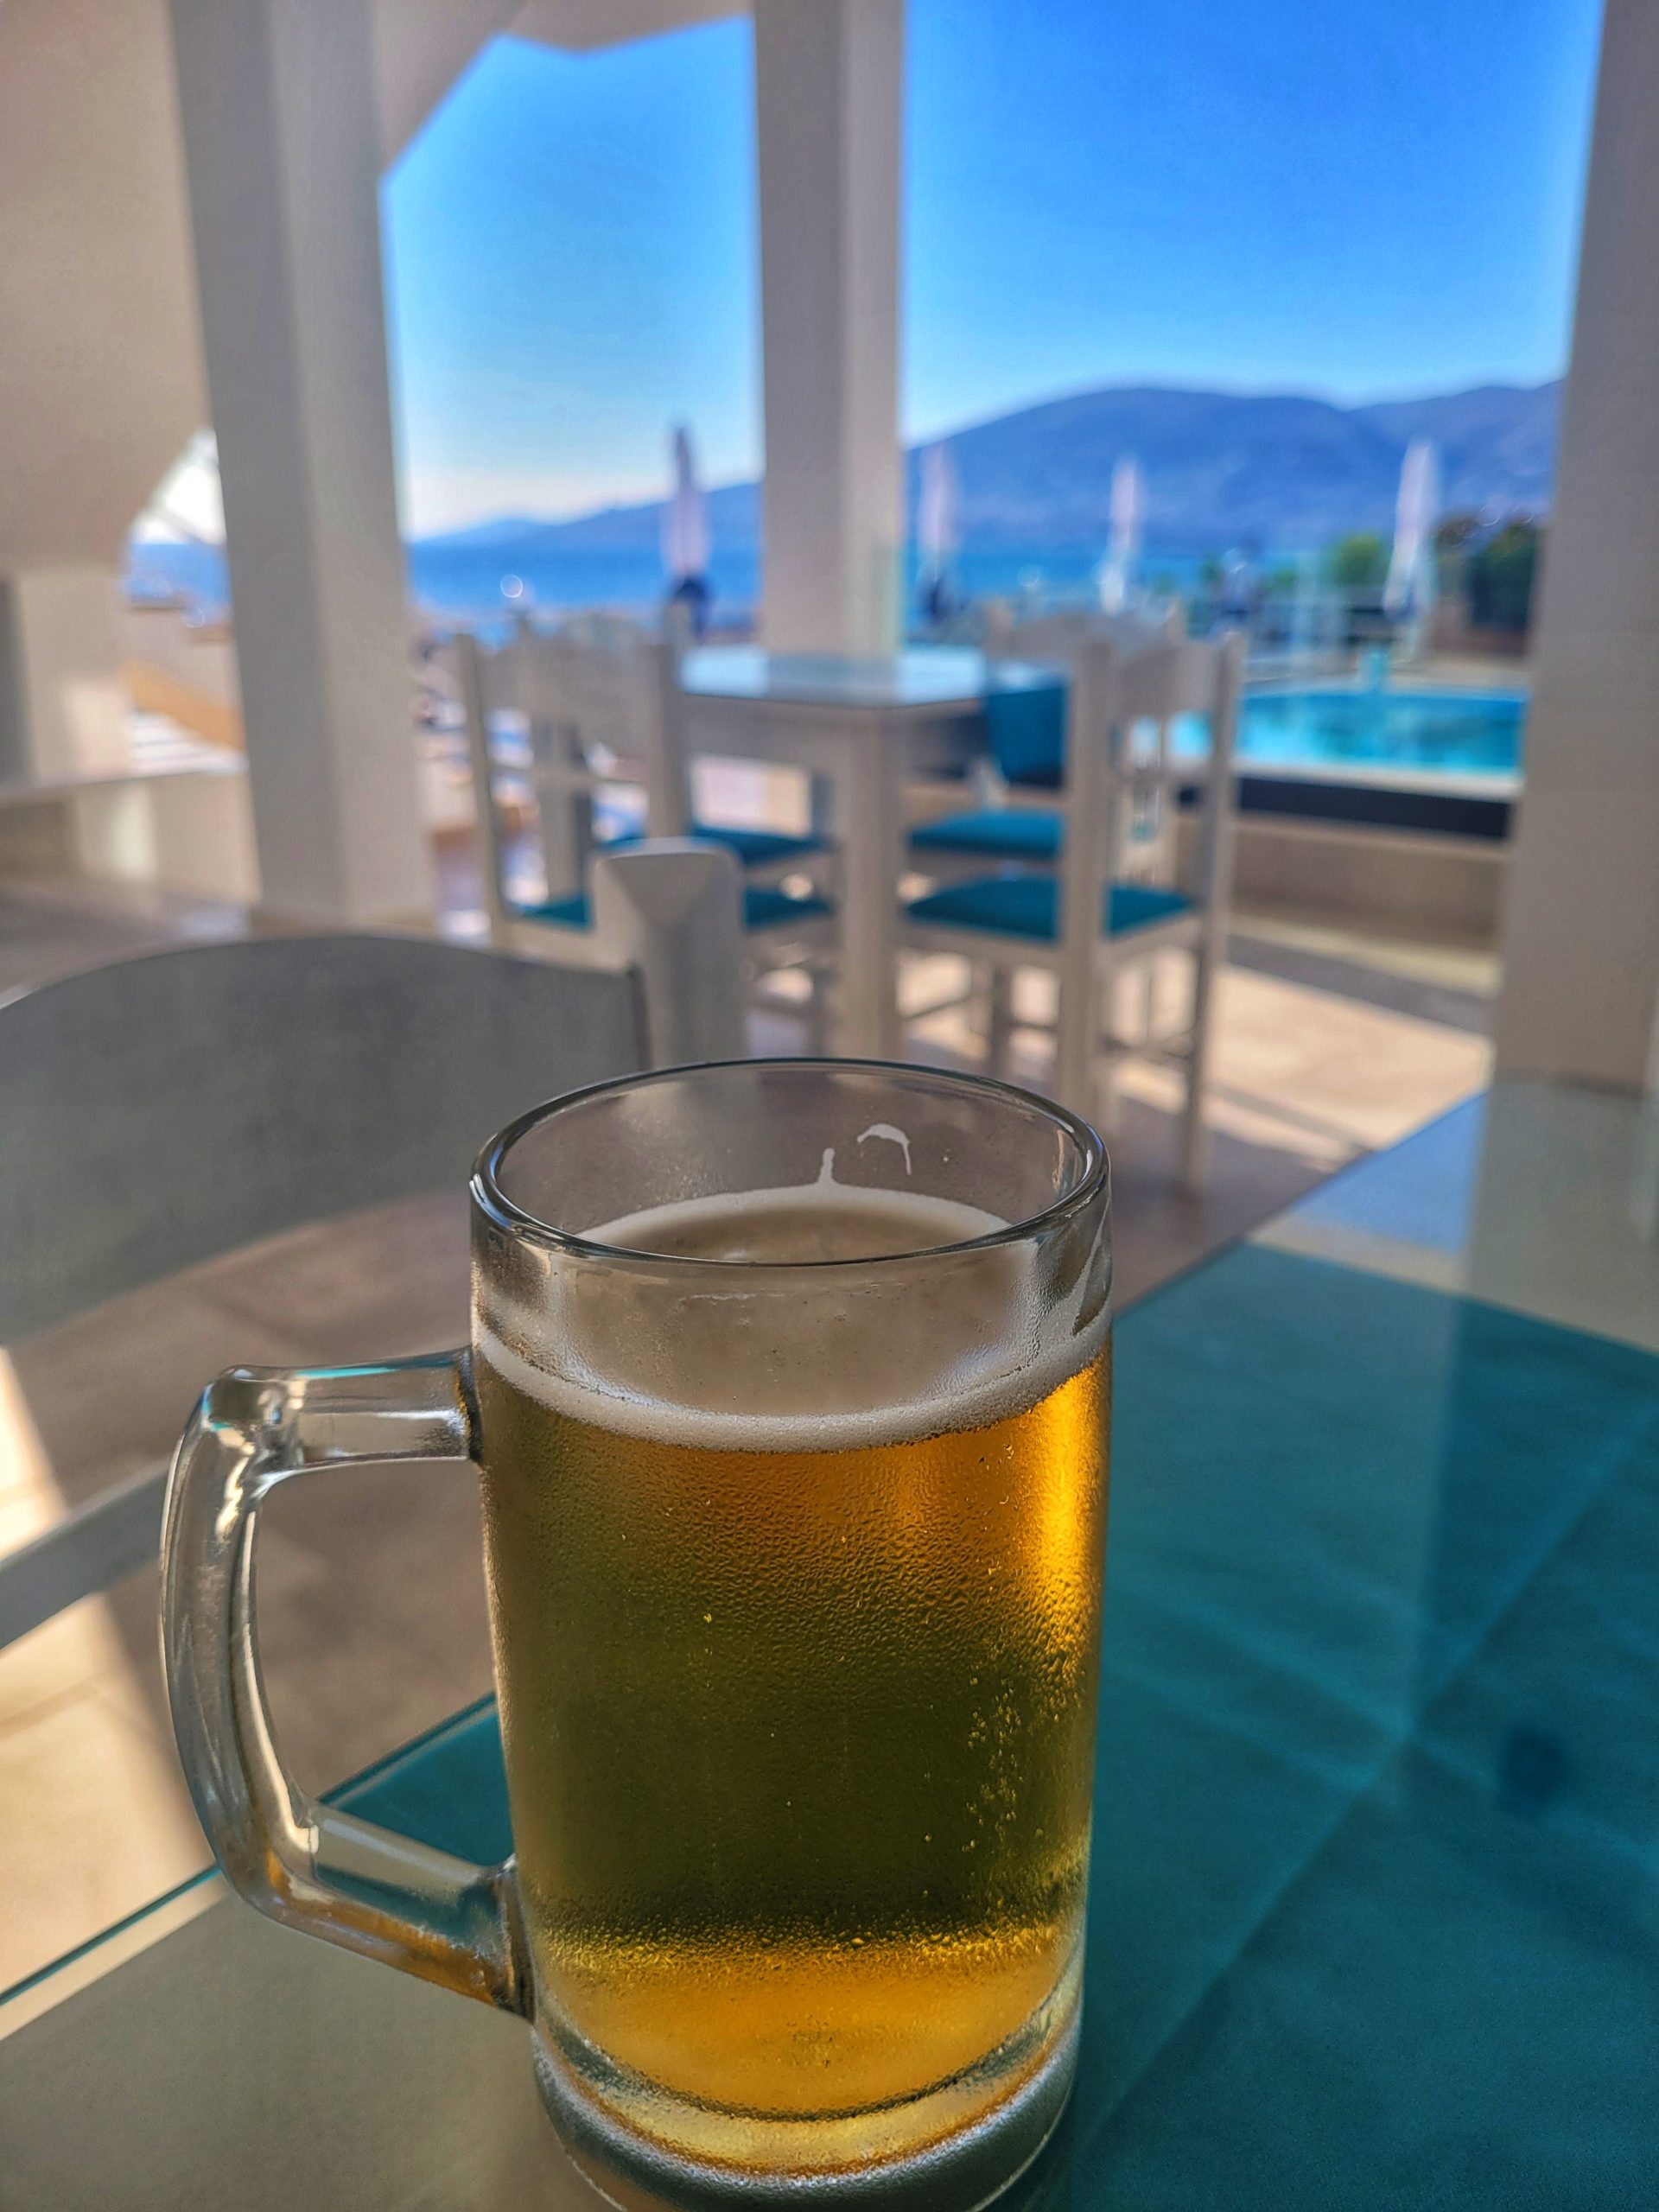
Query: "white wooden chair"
454 632 833 1052
0 934 646 1652
909 603 1192 883
903 631 1244 1186
509 613 834 892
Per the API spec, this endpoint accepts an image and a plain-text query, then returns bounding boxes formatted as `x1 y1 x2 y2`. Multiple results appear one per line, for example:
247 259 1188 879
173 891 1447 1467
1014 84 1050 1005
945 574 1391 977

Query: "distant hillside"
1351 383 1559 513
417 377 1560 558
443 480 760 557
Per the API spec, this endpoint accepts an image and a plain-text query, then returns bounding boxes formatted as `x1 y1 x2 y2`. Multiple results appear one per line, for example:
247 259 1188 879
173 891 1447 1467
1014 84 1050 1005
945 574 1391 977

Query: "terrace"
1 3 1656 2202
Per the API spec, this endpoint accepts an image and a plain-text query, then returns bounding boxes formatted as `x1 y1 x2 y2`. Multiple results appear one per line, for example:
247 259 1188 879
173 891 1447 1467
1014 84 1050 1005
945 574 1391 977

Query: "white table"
678 648 991 1055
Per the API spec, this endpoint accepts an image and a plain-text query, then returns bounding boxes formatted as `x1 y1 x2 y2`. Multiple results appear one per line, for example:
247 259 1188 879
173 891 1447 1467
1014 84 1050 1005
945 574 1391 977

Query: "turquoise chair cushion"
519 885 832 933
986 670 1068 789
907 875 1192 943
740 885 834 930
518 891 594 928
911 809 1063 861
607 823 830 868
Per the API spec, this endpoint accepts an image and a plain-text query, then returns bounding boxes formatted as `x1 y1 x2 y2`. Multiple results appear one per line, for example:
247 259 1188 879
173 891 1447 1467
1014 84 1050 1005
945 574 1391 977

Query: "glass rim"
470 1057 1109 1273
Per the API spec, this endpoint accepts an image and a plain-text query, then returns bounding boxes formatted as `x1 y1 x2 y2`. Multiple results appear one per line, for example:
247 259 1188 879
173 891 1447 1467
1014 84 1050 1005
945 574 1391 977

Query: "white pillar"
1495 0 1659 1088
169 0 431 923
0 569 129 784
753 0 905 657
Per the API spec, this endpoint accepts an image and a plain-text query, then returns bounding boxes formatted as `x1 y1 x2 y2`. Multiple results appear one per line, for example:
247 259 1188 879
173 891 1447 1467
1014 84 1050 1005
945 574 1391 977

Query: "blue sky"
383 0 1603 536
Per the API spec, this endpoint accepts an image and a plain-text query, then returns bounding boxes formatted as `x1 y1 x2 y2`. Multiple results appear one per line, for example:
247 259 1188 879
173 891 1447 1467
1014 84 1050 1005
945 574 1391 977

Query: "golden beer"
476 1182 1109 2175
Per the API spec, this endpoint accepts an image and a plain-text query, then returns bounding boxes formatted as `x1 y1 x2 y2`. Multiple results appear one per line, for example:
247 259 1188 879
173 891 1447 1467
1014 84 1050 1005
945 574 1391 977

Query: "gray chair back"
0 932 647 1346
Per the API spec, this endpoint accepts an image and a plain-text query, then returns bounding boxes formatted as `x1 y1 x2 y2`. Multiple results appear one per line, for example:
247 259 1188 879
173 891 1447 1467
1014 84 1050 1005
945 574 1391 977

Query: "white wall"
1495 0 1659 1089
0 0 205 574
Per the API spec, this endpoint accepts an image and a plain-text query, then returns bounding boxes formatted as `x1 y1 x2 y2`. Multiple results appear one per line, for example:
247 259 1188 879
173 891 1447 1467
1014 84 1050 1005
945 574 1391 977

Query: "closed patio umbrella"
663 423 712 636
1383 439 1440 618
1096 455 1144 613
916 441 961 624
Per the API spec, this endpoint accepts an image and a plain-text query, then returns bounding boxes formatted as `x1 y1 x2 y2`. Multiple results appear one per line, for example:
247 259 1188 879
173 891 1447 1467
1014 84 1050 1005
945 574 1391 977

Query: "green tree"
1466 519 1541 633
1326 532 1389 589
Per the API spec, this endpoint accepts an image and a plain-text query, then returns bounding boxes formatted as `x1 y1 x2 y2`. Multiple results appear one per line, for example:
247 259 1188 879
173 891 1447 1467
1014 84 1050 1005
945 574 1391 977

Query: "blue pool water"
1012 681 1529 790
1233 688 1527 779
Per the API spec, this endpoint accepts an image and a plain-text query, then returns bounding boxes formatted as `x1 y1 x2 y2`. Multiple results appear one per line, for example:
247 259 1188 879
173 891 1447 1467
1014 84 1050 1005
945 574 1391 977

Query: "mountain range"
421 377 1560 559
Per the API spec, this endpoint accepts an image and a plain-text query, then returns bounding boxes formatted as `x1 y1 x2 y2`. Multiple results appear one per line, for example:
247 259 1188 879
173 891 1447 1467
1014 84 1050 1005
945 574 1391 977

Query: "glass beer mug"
163 1061 1111 2210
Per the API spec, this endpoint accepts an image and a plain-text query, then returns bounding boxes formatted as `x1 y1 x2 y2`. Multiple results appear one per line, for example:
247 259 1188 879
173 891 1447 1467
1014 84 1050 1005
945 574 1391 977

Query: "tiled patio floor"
0 870 1491 1991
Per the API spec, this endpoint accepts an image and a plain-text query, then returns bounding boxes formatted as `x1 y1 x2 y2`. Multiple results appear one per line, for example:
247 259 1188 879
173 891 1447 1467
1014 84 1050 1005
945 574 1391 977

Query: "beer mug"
163 1061 1111 2210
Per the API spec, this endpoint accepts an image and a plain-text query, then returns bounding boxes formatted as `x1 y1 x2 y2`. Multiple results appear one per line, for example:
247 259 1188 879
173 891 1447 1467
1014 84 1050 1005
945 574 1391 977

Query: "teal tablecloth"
340 1243 1659 2207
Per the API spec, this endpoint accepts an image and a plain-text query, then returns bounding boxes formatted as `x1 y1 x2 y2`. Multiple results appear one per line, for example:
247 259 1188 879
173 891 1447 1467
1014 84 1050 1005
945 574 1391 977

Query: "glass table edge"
0 1689 504 2024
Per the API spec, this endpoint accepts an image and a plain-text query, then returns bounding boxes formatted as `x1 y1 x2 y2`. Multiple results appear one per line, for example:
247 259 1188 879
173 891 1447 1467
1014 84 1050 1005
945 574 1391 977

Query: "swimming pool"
1233 687 1527 779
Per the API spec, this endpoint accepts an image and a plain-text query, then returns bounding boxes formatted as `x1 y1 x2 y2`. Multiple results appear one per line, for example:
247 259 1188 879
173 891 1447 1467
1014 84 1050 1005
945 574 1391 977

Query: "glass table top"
678 645 993 709
6 1078 1659 2206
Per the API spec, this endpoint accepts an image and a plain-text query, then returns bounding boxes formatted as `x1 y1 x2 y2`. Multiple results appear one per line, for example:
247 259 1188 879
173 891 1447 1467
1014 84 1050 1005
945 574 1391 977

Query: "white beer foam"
475 1180 1109 1454
572 1178 1006 1262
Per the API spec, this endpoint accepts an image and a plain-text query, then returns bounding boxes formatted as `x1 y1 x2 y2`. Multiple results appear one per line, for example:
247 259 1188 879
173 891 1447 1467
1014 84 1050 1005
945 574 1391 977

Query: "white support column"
169 0 431 923
753 0 905 656
1495 0 1659 1088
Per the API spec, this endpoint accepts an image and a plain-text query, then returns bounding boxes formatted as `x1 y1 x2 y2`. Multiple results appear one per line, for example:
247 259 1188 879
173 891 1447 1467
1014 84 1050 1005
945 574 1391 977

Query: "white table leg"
832 715 902 1058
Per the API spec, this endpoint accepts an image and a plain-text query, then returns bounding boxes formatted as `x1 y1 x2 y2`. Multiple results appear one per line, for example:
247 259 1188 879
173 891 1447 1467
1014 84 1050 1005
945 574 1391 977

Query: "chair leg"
1179 1074 1209 1192
986 965 1014 1078
1052 970 1096 1120
802 964 831 1056
1179 946 1216 1192
1095 1052 1121 1140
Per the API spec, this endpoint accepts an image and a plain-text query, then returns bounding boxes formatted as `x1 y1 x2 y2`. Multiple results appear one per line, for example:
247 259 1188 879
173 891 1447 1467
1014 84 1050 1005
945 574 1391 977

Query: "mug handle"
161 1351 531 2016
